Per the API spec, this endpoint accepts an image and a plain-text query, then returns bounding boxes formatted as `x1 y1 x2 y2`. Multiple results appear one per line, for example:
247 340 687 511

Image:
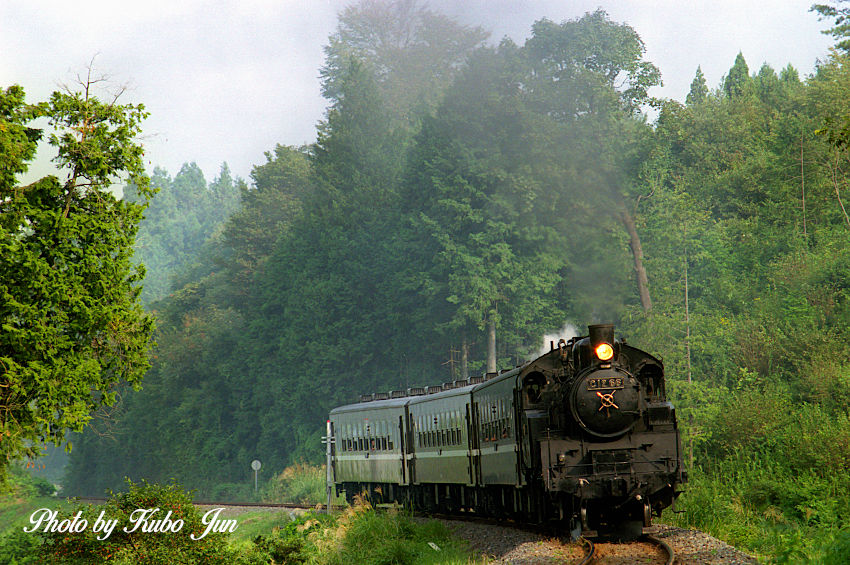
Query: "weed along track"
186 501 679 563
68 498 754 562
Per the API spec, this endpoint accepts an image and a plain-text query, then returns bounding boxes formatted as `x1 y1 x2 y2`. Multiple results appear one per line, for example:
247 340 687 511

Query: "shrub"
0 530 41 564
210 482 255 503
822 530 850 565
251 511 334 564
38 479 248 564
252 499 479 565
263 464 327 505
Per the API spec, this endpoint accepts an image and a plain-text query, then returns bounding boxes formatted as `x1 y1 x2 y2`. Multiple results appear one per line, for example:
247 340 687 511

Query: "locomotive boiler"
328 324 685 537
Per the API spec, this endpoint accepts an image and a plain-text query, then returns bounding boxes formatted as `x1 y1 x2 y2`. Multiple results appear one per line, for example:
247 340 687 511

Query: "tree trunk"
620 207 652 312
487 319 496 373
461 340 469 380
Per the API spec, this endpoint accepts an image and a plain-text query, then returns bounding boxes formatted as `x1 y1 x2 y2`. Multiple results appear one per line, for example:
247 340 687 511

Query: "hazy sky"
1 0 837 184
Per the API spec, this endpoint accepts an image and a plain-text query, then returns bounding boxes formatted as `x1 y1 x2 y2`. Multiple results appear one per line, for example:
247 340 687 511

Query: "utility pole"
487 318 496 373
684 251 692 384
461 340 469 380
443 346 459 380
801 134 807 241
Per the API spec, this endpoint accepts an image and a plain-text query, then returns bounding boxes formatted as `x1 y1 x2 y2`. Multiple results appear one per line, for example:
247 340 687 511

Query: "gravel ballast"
436 519 759 564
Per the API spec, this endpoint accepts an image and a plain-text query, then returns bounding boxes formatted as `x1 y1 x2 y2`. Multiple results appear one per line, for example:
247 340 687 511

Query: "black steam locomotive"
328 324 685 537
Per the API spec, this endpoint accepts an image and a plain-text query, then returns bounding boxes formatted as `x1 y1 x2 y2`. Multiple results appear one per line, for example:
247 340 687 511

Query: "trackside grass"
1 470 484 564
249 498 485 565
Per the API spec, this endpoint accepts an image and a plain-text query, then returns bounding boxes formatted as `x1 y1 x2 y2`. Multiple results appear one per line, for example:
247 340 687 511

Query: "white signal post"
322 420 335 513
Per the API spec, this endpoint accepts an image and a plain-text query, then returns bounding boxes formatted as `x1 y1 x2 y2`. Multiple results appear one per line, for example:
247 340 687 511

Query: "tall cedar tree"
724 52 751 99
402 45 568 362
686 66 709 105
0 80 154 481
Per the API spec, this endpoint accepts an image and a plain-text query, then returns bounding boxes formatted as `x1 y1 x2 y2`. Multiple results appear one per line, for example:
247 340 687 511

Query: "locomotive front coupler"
611 485 648 511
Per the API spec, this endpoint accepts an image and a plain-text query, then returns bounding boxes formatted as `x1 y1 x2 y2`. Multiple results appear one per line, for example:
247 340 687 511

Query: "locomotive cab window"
523 372 546 405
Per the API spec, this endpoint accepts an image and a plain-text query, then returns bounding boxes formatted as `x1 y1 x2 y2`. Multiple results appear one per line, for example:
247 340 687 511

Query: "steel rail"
644 534 675 565
576 536 595 564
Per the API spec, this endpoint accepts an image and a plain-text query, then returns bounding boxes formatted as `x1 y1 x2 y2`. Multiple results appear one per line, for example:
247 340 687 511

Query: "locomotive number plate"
587 377 624 390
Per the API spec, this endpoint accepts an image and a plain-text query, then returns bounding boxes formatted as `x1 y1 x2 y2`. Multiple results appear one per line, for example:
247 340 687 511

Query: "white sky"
0 0 836 184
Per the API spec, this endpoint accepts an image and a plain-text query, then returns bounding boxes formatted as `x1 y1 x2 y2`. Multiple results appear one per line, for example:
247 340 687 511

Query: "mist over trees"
51 1 850 557
129 163 243 305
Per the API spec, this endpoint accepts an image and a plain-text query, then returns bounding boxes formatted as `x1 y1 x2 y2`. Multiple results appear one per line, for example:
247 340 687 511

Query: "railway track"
574 534 674 565
645 534 675 565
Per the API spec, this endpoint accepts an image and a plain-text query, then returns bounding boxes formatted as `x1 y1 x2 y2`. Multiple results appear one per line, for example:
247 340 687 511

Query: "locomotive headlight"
595 343 614 361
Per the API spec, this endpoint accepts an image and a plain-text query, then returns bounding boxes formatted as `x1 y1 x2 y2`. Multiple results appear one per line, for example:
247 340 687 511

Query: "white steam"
534 322 580 358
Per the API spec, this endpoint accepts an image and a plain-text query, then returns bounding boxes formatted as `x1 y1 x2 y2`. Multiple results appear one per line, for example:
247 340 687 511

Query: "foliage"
262 464 327 505
524 9 661 116
0 464 68 538
809 52 850 149
320 0 488 128
36 479 256 564
221 145 310 306
0 78 155 483
723 52 752 98
666 457 850 562
686 66 708 105
812 1 850 53
129 163 242 304
251 502 478 565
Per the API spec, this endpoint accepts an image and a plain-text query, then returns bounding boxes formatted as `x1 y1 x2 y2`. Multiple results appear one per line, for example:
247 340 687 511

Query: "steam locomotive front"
524 324 684 537
568 324 642 438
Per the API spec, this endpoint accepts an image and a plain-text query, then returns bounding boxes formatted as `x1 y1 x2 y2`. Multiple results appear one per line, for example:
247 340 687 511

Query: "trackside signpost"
322 420 335 513
251 459 261 493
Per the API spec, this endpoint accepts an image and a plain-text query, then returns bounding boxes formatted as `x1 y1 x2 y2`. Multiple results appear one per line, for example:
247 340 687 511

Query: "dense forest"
58 1 850 559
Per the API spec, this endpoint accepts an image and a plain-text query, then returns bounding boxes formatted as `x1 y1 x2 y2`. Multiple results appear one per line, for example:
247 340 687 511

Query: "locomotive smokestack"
588 324 614 349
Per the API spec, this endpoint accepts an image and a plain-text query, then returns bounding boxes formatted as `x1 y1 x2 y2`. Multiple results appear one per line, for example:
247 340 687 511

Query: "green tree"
400 44 570 365
753 63 782 106
686 66 709 105
131 162 241 304
220 144 311 304
523 10 662 312
723 52 751 98
780 63 801 85
0 78 154 481
524 10 661 117
320 0 488 127
812 1 850 53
